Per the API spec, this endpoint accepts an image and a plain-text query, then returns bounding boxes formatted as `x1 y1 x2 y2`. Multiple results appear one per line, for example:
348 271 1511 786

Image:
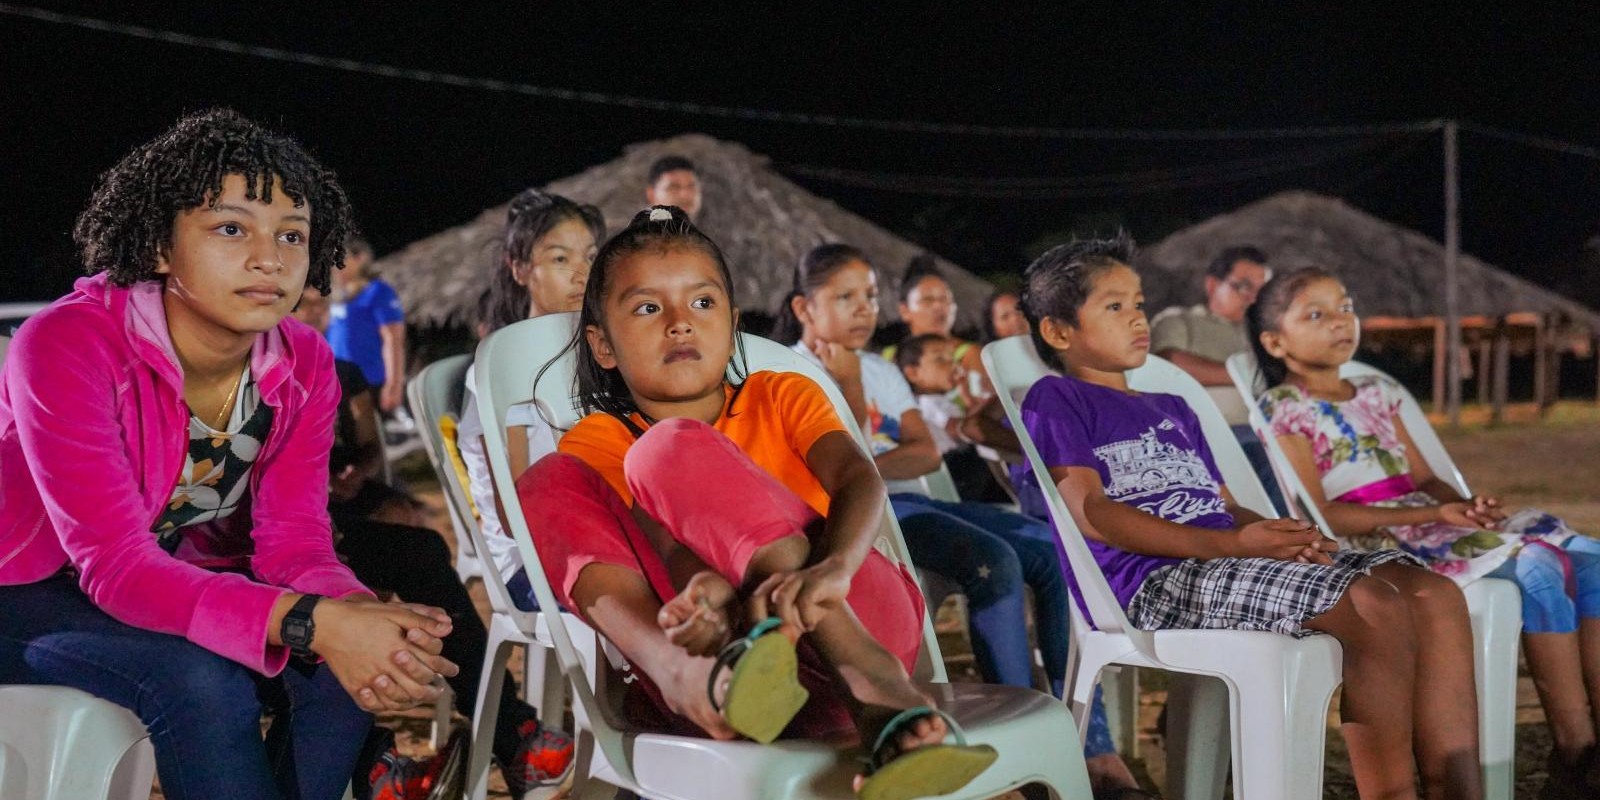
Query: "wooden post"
1443 120 1463 427
1534 317 1548 408
1548 346 1562 415
1477 336 1492 406
1492 326 1510 425
1432 318 1447 413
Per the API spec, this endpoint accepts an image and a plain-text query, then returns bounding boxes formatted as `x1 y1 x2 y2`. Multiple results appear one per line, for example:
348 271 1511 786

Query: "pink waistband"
1335 473 1418 505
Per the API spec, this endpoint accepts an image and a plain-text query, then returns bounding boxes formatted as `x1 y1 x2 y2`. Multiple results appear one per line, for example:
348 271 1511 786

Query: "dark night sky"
4 3 1599 306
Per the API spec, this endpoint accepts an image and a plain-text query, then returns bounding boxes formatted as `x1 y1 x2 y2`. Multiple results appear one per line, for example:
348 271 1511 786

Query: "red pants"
517 417 925 736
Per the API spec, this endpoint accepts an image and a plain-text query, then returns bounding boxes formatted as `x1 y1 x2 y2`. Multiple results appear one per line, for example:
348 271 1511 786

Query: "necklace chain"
200 366 245 432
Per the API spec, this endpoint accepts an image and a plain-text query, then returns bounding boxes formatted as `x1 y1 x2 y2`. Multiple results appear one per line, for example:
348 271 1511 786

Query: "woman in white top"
453 189 603 794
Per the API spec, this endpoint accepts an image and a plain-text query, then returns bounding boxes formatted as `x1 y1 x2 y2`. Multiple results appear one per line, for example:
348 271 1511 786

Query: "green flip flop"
857 706 999 800
708 617 809 744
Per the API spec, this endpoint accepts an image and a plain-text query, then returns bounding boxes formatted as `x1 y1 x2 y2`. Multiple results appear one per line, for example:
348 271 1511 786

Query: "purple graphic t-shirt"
1019 374 1235 607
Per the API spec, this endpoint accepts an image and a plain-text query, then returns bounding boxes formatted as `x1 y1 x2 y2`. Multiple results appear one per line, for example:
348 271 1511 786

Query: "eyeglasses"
1226 279 1264 297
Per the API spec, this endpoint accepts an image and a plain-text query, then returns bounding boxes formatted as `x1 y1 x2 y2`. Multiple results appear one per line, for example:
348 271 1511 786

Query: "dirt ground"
147 401 1600 799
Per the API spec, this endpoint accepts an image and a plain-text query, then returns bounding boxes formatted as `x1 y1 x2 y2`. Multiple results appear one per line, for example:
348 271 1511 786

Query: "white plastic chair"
475 312 1092 799
408 355 579 800
1225 351 1521 799
0 685 156 800
405 355 487 587
983 336 1345 800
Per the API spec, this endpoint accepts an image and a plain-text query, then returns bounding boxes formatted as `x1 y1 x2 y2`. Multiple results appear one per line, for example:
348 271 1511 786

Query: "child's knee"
1511 548 1579 633
1340 576 1417 646
1407 568 1469 617
624 417 720 480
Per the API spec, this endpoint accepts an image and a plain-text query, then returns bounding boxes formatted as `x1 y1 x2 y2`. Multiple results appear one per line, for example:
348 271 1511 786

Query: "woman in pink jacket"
0 110 457 800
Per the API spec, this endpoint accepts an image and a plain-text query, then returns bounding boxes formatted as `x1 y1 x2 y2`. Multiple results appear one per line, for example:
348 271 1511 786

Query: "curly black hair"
72 108 355 294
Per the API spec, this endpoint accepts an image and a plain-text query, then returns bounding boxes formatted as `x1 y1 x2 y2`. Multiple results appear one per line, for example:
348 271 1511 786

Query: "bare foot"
651 644 738 740
656 571 737 657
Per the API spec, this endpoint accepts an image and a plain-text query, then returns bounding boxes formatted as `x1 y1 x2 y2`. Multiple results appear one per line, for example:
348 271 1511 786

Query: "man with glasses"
1151 245 1284 510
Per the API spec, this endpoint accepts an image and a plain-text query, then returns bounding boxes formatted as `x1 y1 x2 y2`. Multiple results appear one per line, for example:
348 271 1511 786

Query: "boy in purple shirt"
1016 234 1483 799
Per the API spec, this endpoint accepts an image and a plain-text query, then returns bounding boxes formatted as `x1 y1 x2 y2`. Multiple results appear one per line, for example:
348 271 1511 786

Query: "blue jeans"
1232 424 1287 515
890 493 1070 698
1485 535 1600 633
0 574 372 800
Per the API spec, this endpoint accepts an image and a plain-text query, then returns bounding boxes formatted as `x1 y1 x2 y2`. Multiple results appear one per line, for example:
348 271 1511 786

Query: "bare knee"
1321 576 1418 655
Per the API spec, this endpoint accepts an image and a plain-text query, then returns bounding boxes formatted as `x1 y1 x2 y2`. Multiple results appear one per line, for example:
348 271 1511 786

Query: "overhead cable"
0 3 1438 142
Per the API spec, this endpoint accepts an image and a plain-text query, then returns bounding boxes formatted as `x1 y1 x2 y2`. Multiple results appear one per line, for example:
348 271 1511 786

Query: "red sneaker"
368 730 467 800
498 719 575 795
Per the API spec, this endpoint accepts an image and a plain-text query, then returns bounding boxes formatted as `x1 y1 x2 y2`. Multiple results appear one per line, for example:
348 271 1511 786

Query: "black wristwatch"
281 594 323 658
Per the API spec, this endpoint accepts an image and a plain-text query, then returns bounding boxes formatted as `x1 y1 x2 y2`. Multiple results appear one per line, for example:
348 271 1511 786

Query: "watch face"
285 618 311 644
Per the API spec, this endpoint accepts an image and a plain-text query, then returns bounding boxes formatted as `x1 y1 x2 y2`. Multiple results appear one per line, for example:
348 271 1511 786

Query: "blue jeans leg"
0 574 370 800
260 661 375 799
890 494 1071 698
891 494 1033 689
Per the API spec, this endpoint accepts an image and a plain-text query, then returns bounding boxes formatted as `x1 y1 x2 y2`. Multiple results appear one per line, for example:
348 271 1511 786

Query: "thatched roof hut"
1138 191 1600 413
374 133 993 330
1136 191 1600 331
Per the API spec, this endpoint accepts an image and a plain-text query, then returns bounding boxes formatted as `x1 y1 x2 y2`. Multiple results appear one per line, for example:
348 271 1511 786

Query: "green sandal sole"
857 742 999 800
721 631 809 744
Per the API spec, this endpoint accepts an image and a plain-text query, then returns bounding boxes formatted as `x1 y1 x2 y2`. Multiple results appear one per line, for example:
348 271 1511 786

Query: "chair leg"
1164 673 1229 800
431 685 455 750
467 619 516 800
1101 666 1140 759
1230 663 1338 800
1466 578 1520 800
526 645 565 730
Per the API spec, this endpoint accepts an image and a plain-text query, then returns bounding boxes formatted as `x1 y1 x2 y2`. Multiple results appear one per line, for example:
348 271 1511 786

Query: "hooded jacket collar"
74 273 302 405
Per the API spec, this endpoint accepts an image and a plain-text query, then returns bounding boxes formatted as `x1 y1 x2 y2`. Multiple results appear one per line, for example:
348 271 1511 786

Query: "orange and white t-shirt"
557 370 846 515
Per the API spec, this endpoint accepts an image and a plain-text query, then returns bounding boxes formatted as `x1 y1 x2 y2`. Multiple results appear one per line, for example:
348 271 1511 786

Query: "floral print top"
1259 375 1572 583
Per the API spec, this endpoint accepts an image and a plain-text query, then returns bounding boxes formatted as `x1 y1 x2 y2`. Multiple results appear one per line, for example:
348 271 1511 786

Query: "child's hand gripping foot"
658 571 738 656
853 706 998 800
659 571 809 744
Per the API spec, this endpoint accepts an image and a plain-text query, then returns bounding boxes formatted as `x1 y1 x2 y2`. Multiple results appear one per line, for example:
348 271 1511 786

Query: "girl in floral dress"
1250 266 1600 798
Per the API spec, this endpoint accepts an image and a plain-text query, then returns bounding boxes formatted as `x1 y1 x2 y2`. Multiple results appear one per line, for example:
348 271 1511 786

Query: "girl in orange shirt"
515 206 997 797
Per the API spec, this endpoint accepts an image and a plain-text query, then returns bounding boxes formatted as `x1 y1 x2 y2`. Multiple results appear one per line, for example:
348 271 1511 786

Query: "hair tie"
648 207 673 223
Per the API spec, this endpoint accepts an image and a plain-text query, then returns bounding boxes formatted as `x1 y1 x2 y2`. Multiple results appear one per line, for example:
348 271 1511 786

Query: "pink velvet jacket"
0 274 371 675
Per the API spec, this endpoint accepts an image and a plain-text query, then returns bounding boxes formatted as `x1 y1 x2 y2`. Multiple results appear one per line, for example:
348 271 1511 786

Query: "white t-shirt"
916 393 965 455
456 362 558 582
788 342 926 495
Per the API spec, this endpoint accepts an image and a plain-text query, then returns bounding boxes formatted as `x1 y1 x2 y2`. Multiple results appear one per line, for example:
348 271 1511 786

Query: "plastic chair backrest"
1126 354 1278 518
1224 351 1470 525
980 336 1150 650
408 355 531 614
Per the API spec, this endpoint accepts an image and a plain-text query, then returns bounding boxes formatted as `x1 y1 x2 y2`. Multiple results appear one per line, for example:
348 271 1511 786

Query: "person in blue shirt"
327 236 407 411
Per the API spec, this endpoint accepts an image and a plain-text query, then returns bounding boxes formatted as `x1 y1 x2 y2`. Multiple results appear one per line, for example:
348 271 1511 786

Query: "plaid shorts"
1126 549 1421 638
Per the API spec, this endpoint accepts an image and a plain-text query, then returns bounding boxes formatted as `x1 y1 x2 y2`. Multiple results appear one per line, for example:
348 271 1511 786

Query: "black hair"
73 108 354 295
772 242 873 345
539 205 743 420
898 252 947 305
982 289 1021 343
1206 245 1269 281
1245 266 1337 389
648 155 697 185
893 332 949 372
481 188 605 334
344 234 373 260
1019 231 1136 369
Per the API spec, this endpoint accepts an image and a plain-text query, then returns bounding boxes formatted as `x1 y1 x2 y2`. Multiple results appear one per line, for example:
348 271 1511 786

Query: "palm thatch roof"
1136 191 1600 331
374 133 993 330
